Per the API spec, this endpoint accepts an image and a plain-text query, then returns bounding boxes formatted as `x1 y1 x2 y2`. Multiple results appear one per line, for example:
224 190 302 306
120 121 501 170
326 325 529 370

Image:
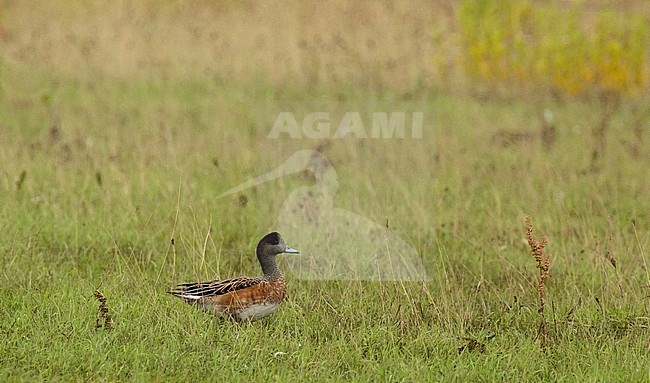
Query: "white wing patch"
177 294 202 300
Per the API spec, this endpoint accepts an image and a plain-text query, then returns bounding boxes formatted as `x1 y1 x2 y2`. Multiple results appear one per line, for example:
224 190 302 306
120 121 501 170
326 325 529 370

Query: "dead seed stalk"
525 216 551 349
93 290 114 331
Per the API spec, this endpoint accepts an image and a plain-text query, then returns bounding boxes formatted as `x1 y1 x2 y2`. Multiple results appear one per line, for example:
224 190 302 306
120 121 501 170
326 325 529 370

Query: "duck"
168 232 299 321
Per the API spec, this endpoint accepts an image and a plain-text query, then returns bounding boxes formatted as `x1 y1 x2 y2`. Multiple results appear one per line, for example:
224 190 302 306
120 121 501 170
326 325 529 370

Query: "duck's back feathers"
168 277 262 301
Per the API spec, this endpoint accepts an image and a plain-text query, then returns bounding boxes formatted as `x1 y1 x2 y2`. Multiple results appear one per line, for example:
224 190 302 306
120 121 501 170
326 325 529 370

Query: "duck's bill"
284 246 300 254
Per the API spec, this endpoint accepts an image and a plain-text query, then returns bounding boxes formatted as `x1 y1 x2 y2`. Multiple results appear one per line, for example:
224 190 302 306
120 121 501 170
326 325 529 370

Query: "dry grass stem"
525 216 551 349
93 290 114 331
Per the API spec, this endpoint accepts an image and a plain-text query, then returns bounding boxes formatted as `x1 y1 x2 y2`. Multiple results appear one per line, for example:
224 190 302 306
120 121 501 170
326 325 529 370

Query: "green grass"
1 58 649 382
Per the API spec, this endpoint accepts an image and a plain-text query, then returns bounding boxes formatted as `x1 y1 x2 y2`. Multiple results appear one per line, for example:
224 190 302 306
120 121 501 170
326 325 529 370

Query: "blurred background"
0 0 647 274
2 1 647 94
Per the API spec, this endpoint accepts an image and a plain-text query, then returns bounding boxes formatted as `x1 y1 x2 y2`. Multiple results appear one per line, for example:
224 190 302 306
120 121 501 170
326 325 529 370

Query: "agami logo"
268 112 424 139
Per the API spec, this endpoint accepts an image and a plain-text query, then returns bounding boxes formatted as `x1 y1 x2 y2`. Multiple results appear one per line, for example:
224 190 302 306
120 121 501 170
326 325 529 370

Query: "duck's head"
257 232 300 258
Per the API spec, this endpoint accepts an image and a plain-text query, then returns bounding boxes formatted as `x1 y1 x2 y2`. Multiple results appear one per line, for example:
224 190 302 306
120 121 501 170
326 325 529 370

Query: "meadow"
0 1 649 382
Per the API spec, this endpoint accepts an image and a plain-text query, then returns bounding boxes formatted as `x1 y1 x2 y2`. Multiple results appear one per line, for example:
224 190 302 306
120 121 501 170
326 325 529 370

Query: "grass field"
1 2 649 382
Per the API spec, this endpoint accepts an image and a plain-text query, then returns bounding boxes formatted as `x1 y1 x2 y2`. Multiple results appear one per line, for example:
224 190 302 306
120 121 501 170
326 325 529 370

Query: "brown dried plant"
525 216 551 349
93 290 114 331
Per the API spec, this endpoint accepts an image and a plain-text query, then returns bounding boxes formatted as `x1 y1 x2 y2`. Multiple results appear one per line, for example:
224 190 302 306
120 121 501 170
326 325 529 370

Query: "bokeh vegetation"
456 0 649 96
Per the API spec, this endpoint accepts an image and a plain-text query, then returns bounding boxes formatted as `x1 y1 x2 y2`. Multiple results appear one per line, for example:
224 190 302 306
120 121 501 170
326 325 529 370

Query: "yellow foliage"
456 0 649 96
